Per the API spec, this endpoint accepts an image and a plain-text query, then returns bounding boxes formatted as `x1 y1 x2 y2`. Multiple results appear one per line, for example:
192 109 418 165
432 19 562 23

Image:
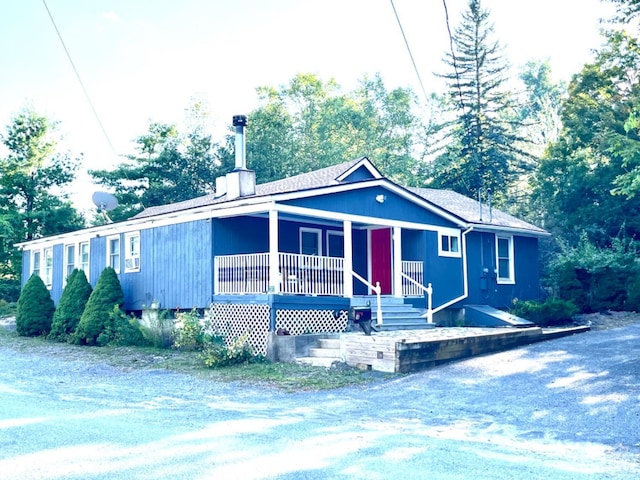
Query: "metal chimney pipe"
232 114 247 170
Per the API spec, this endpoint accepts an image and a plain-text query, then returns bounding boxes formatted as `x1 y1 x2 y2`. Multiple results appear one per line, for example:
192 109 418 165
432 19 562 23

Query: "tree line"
1 0 639 310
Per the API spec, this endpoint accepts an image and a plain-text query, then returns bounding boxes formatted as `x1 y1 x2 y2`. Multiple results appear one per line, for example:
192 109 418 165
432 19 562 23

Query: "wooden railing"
401 260 423 296
214 252 344 296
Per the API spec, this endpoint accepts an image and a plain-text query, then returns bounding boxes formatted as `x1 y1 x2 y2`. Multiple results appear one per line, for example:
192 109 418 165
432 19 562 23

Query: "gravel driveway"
0 320 639 480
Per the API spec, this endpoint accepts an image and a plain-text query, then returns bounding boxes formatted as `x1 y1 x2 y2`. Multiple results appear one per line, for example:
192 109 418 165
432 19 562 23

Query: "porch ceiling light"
376 194 386 204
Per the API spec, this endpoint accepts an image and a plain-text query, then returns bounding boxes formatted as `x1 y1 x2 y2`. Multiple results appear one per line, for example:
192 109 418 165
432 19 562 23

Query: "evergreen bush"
625 272 640 312
510 297 578 327
96 305 149 347
49 269 92 341
16 274 55 336
73 267 124 345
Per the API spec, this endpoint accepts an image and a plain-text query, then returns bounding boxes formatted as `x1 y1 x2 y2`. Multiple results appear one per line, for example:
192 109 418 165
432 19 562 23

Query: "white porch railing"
214 252 344 296
215 253 270 294
401 260 424 296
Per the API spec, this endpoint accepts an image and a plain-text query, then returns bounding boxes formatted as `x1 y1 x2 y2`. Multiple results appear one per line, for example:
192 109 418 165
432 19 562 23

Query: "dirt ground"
572 310 640 330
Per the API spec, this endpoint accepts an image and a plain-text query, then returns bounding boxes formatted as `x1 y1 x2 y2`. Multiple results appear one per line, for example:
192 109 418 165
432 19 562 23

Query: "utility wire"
42 0 118 157
442 0 465 112
389 0 429 102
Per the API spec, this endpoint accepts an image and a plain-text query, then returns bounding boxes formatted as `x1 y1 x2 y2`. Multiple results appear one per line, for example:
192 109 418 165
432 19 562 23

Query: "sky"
0 0 615 213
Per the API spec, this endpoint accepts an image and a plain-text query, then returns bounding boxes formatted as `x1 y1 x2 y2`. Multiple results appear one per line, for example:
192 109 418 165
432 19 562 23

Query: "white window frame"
124 232 141 272
107 235 121 274
299 227 322 256
32 250 41 278
438 229 462 258
64 244 76 284
43 247 53 288
496 235 515 284
326 230 344 258
79 241 90 278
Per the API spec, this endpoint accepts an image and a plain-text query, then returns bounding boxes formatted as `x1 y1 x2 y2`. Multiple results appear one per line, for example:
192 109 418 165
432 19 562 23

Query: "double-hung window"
44 247 53 288
125 232 140 272
107 235 121 273
79 241 90 277
496 235 515 284
32 251 41 278
64 244 76 280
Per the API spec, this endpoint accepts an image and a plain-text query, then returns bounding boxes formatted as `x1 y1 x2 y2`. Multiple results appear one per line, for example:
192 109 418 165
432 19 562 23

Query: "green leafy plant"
510 297 578 327
16 274 55 336
138 307 174 348
172 308 208 350
0 299 16 318
49 269 92 341
97 305 149 347
200 332 263 368
73 267 124 345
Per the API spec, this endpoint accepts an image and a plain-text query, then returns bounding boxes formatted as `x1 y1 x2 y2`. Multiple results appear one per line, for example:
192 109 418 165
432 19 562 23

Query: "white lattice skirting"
275 309 349 336
205 303 271 356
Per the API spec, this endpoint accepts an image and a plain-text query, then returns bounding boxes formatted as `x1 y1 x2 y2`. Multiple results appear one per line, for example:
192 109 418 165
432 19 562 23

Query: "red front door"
371 228 392 294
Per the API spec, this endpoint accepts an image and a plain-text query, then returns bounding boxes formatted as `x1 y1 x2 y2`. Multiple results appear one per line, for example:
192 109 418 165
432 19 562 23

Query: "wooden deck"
342 326 590 373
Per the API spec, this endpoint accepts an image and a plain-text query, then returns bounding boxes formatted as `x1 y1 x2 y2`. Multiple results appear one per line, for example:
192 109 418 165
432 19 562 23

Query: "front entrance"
370 228 392 294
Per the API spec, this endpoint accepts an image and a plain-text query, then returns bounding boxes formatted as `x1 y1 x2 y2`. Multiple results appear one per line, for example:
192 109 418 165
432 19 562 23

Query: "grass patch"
0 325 388 391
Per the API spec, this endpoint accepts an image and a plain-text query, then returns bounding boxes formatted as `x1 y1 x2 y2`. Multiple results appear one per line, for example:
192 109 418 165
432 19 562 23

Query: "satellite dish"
92 191 118 211
92 191 118 223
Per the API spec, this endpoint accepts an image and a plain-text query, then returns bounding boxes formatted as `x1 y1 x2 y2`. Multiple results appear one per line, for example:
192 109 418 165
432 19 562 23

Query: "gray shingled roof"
407 187 547 234
133 157 366 219
132 157 546 235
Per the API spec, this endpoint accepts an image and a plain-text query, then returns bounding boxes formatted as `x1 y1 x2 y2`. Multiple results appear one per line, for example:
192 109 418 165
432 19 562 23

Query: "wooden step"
318 338 340 349
308 347 341 358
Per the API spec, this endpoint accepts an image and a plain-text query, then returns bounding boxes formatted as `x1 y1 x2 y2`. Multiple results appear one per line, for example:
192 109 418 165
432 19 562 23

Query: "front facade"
17 157 547 354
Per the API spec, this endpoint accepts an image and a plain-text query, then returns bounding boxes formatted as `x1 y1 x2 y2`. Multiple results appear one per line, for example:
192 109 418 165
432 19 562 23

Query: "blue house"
17 120 547 354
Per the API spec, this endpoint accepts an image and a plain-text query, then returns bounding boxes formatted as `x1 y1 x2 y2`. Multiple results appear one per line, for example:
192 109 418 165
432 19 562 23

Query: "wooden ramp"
343 325 590 373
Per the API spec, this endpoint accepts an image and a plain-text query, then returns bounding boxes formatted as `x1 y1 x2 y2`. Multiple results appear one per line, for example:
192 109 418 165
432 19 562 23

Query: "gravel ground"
0 314 639 479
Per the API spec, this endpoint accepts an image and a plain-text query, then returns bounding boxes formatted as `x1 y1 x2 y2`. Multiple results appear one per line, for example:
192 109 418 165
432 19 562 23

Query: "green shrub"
200 333 263 368
16 274 55 336
139 308 174 348
0 299 17 318
0 277 20 303
49 269 92 341
625 272 640 312
96 306 149 347
172 308 208 350
510 297 578 327
73 267 124 345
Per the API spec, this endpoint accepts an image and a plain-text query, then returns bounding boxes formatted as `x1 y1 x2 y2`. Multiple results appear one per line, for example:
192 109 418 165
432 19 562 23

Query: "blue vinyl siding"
21 250 30 283
213 217 269 255
90 236 106 285
284 187 458 228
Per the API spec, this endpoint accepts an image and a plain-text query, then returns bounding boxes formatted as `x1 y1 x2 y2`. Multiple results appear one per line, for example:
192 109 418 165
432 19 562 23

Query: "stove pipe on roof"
224 114 255 200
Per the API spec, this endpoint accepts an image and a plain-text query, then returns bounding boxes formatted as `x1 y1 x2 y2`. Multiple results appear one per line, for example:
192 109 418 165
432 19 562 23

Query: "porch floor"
296 325 590 373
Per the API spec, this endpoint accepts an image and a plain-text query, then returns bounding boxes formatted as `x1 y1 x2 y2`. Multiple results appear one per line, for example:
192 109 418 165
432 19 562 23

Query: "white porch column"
343 220 353 297
393 226 402 298
269 209 280 293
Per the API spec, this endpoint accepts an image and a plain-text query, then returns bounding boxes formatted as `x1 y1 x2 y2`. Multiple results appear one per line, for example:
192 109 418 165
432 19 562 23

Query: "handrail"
400 272 434 324
351 271 383 326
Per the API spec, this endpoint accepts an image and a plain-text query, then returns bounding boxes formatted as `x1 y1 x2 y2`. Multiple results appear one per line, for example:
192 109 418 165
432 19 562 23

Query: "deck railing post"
375 281 383 326
426 282 433 324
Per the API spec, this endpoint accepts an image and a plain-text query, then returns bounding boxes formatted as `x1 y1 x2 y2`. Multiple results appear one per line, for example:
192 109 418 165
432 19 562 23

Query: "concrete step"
318 338 340 349
296 356 339 368
309 347 341 358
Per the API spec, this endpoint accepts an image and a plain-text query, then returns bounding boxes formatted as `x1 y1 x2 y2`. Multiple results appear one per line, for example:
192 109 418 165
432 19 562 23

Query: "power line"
442 0 466 112
389 0 429 102
42 0 118 157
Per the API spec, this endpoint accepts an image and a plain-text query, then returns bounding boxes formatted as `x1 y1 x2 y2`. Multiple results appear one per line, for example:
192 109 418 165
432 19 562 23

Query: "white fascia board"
468 224 550 238
274 203 457 234
272 179 468 228
335 157 383 181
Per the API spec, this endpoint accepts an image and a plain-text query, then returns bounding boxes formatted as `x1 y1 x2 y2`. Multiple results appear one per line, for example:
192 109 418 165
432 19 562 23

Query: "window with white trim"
438 231 461 257
64 244 76 280
32 250 41 278
125 232 140 272
44 247 53 287
496 235 515 284
326 231 344 257
107 235 121 274
79 241 90 277
300 228 321 256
